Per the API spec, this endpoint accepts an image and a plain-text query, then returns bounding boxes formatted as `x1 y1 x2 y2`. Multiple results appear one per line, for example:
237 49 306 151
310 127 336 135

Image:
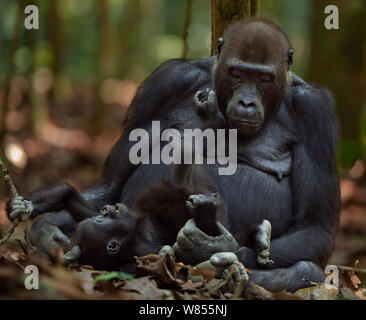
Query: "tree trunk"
211 0 258 54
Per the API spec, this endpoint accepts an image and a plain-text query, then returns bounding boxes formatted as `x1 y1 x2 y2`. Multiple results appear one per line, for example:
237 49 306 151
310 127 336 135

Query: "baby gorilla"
7 164 273 272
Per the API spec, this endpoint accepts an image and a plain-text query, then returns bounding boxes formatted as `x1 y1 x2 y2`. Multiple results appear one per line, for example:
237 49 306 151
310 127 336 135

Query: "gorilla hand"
29 218 71 258
173 219 239 265
6 196 34 221
63 245 81 266
210 252 249 295
159 245 175 260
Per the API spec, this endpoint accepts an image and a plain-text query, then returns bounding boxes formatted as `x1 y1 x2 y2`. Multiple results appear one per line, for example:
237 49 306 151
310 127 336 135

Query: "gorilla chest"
209 163 293 238
208 115 296 237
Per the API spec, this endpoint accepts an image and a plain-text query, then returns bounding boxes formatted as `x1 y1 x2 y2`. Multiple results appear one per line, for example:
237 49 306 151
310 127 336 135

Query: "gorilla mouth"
229 119 261 127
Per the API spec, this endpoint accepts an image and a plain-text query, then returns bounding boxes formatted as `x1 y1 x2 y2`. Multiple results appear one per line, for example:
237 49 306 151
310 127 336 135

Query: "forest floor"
0 177 365 300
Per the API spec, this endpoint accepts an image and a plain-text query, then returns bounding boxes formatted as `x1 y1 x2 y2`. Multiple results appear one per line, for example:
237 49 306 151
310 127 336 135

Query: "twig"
0 159 20 246
337 265 366 274
0 159 19 197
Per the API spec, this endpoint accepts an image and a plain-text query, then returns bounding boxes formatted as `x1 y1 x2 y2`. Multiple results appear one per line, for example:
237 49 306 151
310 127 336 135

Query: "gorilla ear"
288 49 294 69
217 37 224 57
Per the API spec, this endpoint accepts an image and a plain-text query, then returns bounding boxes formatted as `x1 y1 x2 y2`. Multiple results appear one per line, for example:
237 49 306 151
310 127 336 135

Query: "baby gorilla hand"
63 245 81 266
6 196 34 221
173 219 240 265
29 219 70 258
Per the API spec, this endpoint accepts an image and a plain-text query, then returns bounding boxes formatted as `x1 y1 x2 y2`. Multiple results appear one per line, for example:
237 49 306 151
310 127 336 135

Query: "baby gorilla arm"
7 183 98 223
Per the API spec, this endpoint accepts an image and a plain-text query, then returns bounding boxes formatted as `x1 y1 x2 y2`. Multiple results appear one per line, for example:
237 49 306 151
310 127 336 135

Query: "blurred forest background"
0 0 365 271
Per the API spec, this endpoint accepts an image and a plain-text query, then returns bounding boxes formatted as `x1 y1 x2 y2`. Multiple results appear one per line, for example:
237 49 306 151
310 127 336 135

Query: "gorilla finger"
207 90 216 104
232 264 247 284
159 245 174 257
9 209 27 220
11 200 26 208
222 270 235 292
12 203 26 211
237 262 247 276
11 196 24 203
233 277 248 297
222 268 232 281
210 252 238 267
9 210 21 220
64 245 81 265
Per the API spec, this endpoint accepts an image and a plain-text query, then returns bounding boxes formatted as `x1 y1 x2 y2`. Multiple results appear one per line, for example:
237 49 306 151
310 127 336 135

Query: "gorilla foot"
194 88 217 118
249 261 325 293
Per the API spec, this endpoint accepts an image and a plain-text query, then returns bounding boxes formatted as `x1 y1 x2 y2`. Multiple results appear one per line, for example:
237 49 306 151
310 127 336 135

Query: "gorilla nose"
237 100 257 118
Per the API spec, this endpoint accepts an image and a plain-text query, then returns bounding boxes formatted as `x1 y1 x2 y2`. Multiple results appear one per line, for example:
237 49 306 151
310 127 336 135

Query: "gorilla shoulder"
141 57 213 93
288 74 338 167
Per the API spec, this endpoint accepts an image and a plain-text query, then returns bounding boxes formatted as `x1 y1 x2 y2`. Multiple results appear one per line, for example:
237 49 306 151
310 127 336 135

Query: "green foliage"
94 271 134 283
0 0 364 174
338 139 361 170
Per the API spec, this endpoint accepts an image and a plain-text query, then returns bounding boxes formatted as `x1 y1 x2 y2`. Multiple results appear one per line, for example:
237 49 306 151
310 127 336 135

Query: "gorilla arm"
260 84 339 269
26 59 207 256
174 83 339 270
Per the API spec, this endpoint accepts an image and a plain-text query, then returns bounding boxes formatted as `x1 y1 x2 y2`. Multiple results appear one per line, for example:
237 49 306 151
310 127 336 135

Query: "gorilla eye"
106 239 121 255
259 73 274 83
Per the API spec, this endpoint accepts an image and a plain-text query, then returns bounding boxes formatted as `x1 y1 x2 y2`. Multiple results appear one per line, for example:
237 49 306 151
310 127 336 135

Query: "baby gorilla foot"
100 203 129 218
255 220 274 268
193 88 217 118
185 193 218 213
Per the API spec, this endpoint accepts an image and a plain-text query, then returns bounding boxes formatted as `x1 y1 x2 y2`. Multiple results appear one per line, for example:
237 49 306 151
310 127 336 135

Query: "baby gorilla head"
71 203 138 270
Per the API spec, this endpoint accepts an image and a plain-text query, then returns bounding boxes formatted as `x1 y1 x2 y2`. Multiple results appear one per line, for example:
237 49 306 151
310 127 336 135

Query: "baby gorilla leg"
185 192 220 236
159 192 220 259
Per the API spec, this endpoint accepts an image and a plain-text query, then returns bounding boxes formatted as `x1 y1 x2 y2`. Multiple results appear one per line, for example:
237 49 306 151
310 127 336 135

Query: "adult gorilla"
11 19 339 292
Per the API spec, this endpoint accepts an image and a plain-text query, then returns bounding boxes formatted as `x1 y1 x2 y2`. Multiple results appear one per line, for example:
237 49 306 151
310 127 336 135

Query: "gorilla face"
73 204 137 270
214 20 292 136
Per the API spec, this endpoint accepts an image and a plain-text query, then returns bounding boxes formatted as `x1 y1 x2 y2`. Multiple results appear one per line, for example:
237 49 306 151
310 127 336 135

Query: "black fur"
10 18 339 291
